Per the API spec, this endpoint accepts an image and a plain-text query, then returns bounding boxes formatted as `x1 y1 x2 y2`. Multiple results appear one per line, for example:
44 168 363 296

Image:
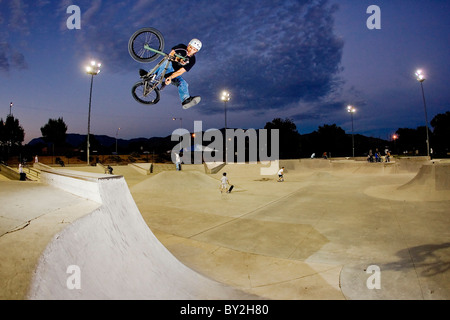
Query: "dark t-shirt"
171 44 196 72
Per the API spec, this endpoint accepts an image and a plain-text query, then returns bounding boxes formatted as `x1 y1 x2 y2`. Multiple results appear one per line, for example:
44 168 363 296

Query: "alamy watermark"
170 121 279 173
66 265 81 290
367 5 381 30
66 5 81 30
366 265 381 290
66 4 381 31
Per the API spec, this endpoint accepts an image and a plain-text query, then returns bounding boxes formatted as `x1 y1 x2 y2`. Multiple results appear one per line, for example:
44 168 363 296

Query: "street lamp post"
9 102 13 116
172 117 183 129
221 91 231 163
392 134 398 155
221 91 230 129
86 60 101 165
347 105 356 158
415 69 430 158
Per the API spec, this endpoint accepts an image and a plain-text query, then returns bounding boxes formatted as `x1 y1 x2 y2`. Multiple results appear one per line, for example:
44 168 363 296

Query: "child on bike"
141 38 202 109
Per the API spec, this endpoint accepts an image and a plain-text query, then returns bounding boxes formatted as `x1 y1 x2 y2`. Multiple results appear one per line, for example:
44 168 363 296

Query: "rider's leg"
155 61 174 80
171 77 190 103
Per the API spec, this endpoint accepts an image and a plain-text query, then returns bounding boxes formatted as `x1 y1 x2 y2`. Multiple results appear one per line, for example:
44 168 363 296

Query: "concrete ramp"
364 163 450 202
214 161 279 177
27 170 255 299
280 159 400 175
398 163 450 191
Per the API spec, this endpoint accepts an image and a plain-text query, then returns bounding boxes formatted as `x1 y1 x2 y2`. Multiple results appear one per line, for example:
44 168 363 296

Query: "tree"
395 126 431 156
430 111 450 157
264 118 301 159
0 115 25 159
312 124 348 157
40 117 68 153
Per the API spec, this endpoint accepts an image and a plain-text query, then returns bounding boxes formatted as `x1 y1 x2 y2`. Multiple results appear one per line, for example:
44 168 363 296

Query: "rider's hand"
165 77 172 85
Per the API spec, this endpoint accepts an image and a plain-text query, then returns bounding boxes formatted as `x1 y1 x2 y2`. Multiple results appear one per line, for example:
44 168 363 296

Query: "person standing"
19 163 26 181
277 167 285 182
175 152 181 171
220 172 231 193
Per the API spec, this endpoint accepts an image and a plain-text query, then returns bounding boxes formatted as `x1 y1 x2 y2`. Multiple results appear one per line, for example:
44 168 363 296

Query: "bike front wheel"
128 27 165 63
131 81 161 105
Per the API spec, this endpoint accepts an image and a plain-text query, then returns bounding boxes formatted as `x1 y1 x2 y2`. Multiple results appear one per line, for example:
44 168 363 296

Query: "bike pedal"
139 69 148 77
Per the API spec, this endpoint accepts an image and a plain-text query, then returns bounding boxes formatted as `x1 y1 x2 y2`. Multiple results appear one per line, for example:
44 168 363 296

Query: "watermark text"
67 5 81 30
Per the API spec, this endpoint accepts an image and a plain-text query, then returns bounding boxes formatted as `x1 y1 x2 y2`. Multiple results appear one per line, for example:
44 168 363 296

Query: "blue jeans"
155 61 190 102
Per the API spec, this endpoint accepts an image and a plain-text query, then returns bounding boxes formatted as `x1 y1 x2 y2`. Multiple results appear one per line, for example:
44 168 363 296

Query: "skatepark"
1 158 449 300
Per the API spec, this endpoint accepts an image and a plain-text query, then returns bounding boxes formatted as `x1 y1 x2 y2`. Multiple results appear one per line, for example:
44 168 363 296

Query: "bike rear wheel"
131 81 161 104
128 27 164 63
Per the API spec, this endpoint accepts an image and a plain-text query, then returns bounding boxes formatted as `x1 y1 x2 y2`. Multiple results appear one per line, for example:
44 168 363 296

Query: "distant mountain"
27 133 171 149
26 129 392 158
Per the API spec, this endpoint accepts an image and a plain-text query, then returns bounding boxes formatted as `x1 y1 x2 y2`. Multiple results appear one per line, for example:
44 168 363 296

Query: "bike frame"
142 45 188 92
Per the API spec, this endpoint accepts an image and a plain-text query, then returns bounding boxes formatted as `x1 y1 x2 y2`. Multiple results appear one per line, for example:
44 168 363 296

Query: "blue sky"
1 0 449 143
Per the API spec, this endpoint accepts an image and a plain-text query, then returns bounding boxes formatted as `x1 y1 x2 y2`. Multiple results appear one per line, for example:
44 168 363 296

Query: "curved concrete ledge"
364 162 450 201
27 170 255 299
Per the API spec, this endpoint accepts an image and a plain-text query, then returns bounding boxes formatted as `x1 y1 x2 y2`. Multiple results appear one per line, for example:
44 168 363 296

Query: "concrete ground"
1 159 449 299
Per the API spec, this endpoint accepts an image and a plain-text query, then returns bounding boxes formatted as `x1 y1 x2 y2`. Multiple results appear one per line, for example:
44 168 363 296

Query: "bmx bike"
128 27 189 105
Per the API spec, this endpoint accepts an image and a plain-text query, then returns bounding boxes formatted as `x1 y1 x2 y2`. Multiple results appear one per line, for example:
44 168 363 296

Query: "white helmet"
189 38 202 51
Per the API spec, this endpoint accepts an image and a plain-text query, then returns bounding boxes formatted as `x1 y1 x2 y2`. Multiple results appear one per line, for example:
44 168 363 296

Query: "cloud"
1 0 345 115
59 1 344 108
0 48 8 73
10 51 28 69
8 0 30 33
187 0 345 114
0 0 46 73
0 42 28 73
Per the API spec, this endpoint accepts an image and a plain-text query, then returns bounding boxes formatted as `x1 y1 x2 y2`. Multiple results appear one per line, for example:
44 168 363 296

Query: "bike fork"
142 55 171 95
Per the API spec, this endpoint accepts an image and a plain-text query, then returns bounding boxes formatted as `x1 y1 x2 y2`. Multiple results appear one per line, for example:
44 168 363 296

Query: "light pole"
115 127 121 154
9 102 13 116
415 69 430 158
221 91 230 129
172 117 183 129
347 105 356 158
392 134 398 155
221 91 231 163
85 60 101 165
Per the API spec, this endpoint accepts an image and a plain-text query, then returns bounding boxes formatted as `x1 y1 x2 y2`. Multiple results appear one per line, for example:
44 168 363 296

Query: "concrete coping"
40 168 121 182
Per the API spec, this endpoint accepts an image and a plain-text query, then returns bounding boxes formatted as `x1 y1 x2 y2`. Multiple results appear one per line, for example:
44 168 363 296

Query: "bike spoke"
144 32 155 44
128 27 164 63
133 83 159 104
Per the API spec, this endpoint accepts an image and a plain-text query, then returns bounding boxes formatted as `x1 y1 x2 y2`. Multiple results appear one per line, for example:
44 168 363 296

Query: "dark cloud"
0 0 45 73
291 101 347 122
0 49 8 73
60 0 344 113
0 43 28 73
11 51 28 69
1 0 344 115
186 0 345 114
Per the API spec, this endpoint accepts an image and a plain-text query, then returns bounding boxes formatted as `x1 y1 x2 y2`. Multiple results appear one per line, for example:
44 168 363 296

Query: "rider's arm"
165 68 186 84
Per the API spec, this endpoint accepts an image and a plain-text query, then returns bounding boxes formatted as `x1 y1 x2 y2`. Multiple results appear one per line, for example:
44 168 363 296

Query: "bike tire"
131 81 161 105
128 27 165 63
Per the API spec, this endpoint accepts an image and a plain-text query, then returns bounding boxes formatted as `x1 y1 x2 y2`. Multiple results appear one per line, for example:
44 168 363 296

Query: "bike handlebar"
144 44 187 62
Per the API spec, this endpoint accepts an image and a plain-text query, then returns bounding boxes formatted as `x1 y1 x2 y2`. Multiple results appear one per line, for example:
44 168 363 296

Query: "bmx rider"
140 38 202 109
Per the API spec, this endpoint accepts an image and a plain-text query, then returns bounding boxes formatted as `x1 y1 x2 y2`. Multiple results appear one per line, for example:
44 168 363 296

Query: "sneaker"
139 69 148 77
182 96 194 105
182 96 201 109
